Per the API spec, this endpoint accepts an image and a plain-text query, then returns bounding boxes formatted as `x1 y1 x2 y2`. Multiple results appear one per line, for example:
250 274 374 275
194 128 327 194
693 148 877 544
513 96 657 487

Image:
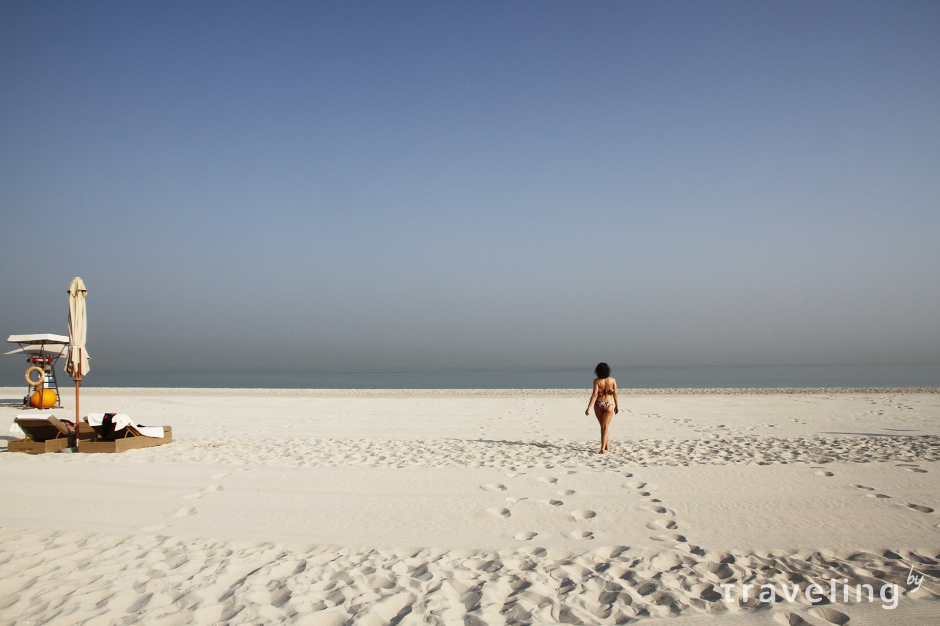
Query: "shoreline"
3 385 938 397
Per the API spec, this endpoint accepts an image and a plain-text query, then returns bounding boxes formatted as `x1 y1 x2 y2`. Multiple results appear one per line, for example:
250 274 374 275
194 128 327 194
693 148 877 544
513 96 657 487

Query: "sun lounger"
8 415 73 454
78 414 172 453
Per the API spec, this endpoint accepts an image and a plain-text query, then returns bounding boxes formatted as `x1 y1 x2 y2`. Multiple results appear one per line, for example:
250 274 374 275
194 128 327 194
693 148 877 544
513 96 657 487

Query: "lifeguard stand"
5 334 70 409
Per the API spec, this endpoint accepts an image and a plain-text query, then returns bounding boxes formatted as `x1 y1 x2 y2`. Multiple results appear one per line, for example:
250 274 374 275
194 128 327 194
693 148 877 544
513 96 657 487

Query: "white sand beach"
1 388 938 625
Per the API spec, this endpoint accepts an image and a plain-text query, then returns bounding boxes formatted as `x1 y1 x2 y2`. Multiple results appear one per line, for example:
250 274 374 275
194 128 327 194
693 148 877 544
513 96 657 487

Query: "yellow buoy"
30 389 58 408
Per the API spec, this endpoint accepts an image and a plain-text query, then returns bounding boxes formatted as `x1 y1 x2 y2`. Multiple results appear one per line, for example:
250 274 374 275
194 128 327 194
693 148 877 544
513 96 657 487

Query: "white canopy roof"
5 344 70 357
7 334 70 345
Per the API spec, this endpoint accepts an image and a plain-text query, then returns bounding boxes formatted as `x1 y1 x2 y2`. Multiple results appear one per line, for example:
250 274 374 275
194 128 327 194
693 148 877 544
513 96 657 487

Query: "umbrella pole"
75 372 81 450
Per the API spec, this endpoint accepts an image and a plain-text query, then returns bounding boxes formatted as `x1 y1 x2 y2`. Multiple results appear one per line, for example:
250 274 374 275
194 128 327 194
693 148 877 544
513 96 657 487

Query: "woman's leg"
594 407 614 453
600 412 613 451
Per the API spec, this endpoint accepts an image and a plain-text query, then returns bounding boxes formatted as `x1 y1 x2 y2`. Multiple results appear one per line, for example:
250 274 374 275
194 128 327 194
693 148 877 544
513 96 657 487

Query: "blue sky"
1 1 938 379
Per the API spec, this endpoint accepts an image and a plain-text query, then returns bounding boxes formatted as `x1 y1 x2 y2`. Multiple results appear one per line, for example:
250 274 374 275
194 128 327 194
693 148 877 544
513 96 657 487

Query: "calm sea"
10 363 937 390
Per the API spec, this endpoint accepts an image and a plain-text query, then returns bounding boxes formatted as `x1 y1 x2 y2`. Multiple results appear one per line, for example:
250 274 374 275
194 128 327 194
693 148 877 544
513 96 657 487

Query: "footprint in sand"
866 493 891 498
774 612 810 626
808 606 849 625
174 506 196 517
538 477 558 484
906 468 928 473
571 510 596 521
506 472 523 478
202 485 223 492
183 493 203 500
627 481 647 489
633 581 659 597
642 504 670 515
514 532 537 541
814 471 834 477
142 524 169 532
558 490 575 496
651 519 677 530
651 533 686 542
210 473 230 480
487 507 511 518
539 499 563 506
851 484 875 491
622 472 633 478
904 503 935 513
571 531 594 540
481 483 507 492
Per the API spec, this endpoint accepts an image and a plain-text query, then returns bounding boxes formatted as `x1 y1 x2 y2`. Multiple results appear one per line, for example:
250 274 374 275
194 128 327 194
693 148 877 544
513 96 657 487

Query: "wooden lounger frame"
8 416 73 454
77 422 172 453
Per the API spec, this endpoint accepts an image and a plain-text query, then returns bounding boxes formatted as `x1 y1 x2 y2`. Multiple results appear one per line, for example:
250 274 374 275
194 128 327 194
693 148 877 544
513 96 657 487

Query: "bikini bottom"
595 400 614 412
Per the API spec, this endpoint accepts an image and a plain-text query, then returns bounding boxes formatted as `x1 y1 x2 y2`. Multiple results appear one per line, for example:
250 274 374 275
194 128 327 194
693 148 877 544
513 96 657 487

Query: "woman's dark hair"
594 362 610 379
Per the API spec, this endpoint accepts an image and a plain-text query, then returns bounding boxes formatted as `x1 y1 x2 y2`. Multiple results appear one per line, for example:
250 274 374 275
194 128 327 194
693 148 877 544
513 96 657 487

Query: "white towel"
85 413 164 438
86 413 133 430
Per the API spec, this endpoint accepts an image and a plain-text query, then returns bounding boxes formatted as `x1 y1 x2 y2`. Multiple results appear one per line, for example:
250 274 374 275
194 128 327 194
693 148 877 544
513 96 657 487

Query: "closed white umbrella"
66 277 89 447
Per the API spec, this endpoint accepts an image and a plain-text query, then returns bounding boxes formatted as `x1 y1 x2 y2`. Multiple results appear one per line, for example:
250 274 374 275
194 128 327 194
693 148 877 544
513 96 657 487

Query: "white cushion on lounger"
131 425 165 438
9 413 59 438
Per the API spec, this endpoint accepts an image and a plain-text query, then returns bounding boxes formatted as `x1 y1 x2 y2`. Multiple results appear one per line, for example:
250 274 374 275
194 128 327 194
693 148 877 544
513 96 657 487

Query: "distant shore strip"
7 386 937 397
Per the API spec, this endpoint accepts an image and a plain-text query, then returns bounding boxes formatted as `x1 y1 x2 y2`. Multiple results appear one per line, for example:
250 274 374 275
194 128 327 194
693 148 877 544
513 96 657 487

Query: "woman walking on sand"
586 362 618 453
